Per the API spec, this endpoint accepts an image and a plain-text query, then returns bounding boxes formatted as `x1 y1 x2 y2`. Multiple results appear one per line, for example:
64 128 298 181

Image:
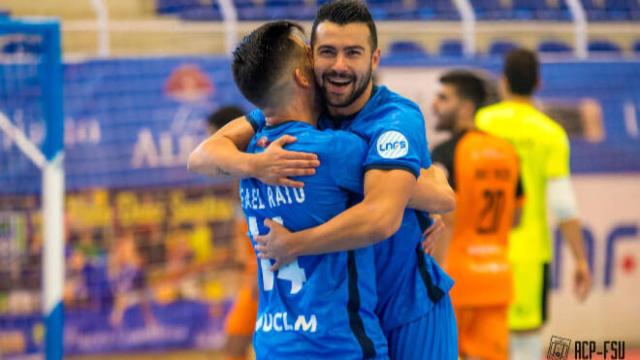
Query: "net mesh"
0 28 48 358
0 23 251 358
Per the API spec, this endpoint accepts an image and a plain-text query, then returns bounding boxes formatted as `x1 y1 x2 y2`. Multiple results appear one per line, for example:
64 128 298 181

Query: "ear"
462 100 476 118
371 48 382 71
294 67 311 88
535 77 543 92
499 76 508 97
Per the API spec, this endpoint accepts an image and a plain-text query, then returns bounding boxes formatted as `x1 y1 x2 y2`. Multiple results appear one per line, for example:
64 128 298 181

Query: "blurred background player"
431 70 523 360
476 48 592 360
108 229 155 328
208 105 258 360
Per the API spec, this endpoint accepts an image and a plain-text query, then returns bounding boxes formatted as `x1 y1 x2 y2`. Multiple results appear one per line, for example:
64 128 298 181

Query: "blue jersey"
247 86 455 331
239 121 388 359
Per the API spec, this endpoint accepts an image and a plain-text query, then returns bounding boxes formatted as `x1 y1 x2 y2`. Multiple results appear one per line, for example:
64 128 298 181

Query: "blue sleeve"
329 131 367 195
246 108 266 132
363 105 431 178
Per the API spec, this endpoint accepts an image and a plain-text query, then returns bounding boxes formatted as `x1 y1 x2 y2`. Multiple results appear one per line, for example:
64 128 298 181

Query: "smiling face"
312 21 380 116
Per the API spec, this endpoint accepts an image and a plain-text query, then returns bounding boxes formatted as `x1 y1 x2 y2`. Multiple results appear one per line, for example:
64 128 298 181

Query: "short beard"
435 111 457 131
323 66 372 108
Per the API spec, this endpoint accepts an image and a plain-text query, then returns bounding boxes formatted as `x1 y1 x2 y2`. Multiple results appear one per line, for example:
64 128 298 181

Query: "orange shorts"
224 285 259 336
455 305 508 360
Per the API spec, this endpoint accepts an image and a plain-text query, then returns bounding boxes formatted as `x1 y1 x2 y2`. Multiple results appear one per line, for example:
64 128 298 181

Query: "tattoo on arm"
216 168 231 177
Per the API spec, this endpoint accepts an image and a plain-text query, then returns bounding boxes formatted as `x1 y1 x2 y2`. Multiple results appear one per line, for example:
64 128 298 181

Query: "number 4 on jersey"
248 216 307 294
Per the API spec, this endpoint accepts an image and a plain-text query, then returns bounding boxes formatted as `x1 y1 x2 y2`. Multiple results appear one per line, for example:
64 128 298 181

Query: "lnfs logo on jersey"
377 130 409 159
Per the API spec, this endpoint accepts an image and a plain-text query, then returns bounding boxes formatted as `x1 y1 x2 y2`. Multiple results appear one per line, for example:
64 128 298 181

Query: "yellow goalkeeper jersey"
476 100 570 263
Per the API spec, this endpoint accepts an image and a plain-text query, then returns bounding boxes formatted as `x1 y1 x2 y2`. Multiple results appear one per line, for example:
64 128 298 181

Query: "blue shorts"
385 293 458 360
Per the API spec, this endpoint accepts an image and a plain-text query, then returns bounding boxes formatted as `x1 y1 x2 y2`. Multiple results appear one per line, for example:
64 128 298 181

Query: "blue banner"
1 57 252 194
1 56 639 195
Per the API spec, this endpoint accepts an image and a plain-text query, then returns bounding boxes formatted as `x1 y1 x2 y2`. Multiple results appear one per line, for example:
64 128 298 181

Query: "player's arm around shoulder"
187 115 257 177
408 166 455 214
187 115 320 187
359 168 418 239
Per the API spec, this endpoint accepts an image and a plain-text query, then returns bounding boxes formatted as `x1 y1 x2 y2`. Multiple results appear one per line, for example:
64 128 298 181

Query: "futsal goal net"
0 17 64 360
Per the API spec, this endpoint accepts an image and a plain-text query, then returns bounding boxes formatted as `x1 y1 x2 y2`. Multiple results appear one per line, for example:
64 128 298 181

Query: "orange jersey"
433 130 522 306
455 305 508 360
224 219 259 338
225 285 258 336
235 220 257 275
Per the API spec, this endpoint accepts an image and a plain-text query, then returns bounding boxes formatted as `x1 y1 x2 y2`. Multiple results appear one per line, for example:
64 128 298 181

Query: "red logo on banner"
164 64 213 102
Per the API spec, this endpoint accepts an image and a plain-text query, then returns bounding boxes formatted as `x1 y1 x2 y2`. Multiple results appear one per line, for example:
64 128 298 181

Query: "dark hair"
503 48 539 96
232 21 305 108
311 0 377 51
207 105 244 132
439 70 487 111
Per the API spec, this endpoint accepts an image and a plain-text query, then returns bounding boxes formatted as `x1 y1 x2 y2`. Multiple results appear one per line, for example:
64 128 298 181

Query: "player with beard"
189 1 457 358
431 70 523 360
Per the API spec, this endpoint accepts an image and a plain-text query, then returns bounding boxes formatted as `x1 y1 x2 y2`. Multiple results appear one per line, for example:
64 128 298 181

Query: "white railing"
79 0 597 60
452 0 476 57
218 0 239 56
89 0 110 56
566 0 588 59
